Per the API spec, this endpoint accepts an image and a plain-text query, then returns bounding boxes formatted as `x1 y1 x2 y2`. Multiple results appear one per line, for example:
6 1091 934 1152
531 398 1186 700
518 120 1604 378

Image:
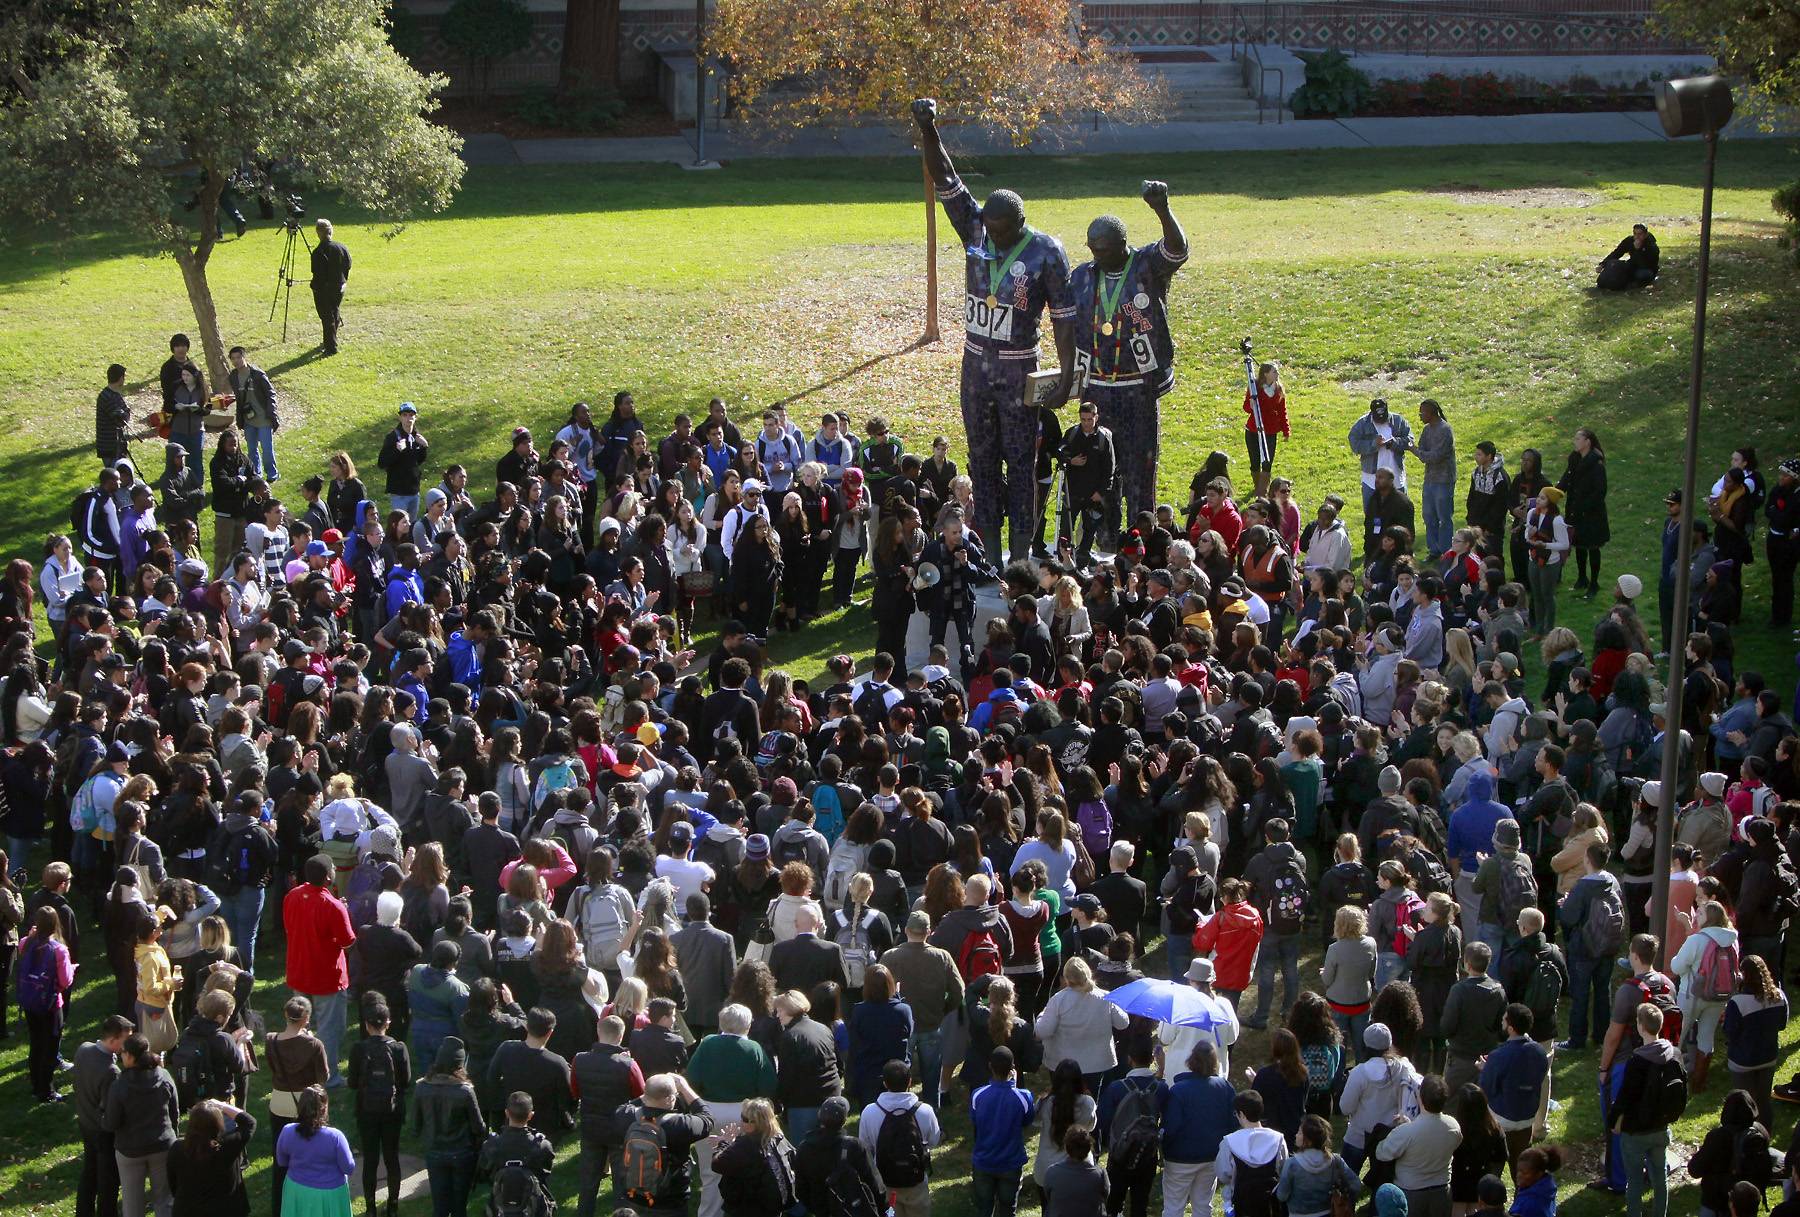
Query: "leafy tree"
441 0 535 98
0 0 465 387
709 0 1161 339
1655 0 1800 260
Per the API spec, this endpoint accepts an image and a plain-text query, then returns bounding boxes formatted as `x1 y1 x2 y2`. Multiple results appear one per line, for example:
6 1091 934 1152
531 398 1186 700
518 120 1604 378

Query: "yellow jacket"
135 941 175 1007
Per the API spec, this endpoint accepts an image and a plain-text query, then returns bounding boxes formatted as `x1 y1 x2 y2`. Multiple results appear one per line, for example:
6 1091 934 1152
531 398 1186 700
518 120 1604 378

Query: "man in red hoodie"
284 853 357 1086
1192 877 1264 1010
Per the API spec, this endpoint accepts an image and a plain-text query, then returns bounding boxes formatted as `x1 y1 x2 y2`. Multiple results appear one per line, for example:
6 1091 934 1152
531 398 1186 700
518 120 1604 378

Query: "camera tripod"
269 219 312 342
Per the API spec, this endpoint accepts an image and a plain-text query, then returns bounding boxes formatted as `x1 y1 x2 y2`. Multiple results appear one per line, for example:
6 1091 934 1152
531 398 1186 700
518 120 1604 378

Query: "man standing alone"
378 402 430 519
229 345 280 482
310 219 352 355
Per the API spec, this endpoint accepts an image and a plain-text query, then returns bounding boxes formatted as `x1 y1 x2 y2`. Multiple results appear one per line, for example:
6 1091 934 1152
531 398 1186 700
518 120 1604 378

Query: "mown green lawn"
2 140 1799 1215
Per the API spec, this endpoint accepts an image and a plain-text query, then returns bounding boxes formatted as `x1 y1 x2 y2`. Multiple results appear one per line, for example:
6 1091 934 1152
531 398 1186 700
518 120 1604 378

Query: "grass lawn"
1 139 1799 1216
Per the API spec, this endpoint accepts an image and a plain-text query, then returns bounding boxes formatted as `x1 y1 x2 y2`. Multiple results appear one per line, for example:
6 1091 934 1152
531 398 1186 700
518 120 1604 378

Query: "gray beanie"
1378 765 1403 795
1492 818 1522 851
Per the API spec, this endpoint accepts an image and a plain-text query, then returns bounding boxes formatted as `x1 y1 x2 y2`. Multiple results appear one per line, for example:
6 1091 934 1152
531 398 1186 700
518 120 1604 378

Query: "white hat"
742 479 766 494
1617 573 1643 600
1640 780 1664 808
1186 957 1215 983
1699 772 1728 797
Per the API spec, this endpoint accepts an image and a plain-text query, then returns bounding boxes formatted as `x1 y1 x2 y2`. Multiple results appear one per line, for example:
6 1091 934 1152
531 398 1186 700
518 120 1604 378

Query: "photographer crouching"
310 218 352 354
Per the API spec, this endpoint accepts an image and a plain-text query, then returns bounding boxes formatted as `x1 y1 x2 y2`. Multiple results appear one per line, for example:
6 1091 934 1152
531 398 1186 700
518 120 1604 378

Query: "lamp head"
1656 75 1734 139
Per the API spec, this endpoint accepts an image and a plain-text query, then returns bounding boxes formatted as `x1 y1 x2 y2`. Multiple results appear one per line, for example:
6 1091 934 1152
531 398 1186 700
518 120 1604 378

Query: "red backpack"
1389 890 1426 956
957 926 1003 982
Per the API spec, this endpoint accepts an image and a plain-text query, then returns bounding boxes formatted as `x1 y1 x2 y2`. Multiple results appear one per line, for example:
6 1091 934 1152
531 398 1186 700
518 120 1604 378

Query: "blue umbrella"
1102 977 1227 1028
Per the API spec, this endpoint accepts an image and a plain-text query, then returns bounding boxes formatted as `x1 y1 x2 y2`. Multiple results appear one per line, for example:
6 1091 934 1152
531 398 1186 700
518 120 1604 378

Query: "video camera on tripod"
270 193 312 340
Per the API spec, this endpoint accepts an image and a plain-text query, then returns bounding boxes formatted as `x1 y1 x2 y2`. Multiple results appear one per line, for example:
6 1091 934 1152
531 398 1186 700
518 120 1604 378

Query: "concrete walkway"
461 108 1787 167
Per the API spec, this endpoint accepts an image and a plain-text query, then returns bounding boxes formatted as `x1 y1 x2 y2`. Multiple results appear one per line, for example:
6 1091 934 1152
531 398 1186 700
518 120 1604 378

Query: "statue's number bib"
965 294 1015 342
1075 334 1159 383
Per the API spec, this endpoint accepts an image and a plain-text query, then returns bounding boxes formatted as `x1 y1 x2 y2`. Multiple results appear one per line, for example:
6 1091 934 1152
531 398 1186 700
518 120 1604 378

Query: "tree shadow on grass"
772 335 936 408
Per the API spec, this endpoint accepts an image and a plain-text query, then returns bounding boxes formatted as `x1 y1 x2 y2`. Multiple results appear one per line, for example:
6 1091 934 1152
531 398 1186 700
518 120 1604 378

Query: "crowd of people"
0 342 1797 1217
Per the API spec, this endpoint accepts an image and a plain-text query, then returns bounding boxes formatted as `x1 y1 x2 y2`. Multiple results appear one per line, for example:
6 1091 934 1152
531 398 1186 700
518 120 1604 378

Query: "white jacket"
1669 923 1738 1003
1034 986 1129 1074
1341 1054 1420 1148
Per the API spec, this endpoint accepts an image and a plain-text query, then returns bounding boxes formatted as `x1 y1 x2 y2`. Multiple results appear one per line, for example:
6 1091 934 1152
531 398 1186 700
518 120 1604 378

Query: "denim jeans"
390 494 420 520
972 1168 1022 1217
223 885 266 976
425 1149 476 1217
1566 954 1611 1048
1475 922 1504 957
1166 930 1194 983
1620 1127 1670 1217
308 987 348 1086
911 1026 945 1111
1423 482 1454 556
1333 1011 1371 1061
6 835 32 873
246 426 278 481
1375 950 1407 992
785 1105 820 1146
1251 932 1300 1024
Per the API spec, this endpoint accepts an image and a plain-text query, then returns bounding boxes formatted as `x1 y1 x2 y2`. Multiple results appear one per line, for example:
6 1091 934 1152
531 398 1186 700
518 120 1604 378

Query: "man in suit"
769 907 850 996
672 893 736 1039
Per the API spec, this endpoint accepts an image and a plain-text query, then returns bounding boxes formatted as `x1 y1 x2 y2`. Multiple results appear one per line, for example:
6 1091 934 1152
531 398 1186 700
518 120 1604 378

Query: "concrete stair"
1142 58 1269 122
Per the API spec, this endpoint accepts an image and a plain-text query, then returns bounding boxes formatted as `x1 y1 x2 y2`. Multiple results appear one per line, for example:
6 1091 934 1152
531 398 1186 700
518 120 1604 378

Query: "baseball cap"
636 721 665 746
399 401 417 415
322 529 344 545
305 540 329 559
283 639 309 660
1072 893 1103 916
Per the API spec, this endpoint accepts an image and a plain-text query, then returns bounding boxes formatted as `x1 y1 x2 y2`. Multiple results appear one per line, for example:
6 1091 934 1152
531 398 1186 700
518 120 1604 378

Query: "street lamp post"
1649 75 1734 967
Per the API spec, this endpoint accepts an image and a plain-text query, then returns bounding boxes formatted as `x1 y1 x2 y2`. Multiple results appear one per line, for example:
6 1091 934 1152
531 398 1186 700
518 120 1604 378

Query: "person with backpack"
567 849 639 996
610 1070 716 1212
411 1037 489 1217
570 1014 645 1217
858 1058 941 1217
1668 899 1739 1092
1613 1002 1685 1217
17 902 76 1102
1439 943 1508 1095
207 792 278 976
1375 1074 1463 1217
1685 1089 1772 1217
170 989 247 1112
1097 1037 1170 1217
1554 842 1625 1053
1496 906 1567 1061
1340 1023 1421 1175
1722 953 1789 1129
346 996 411 1217
1215 1088 1290 1217
1243 818 1308 1031
1470 819 1535 958
476 1093 557 1217
1598 934 1679 1195
104 1032 183 1217
1734 819 1799 975
794 1095 882 1217
1369 861 1426 993
827 873 894 995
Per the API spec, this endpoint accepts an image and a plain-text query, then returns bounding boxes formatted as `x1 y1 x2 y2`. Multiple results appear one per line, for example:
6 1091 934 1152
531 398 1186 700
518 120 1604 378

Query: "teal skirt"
281 1181 352 1217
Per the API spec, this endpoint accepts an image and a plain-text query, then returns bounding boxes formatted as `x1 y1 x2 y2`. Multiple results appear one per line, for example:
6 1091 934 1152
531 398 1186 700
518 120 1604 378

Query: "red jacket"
1191 498 1243 549
283 882 356 996
1590 647 1629 702
1192 900 1264 992
1244 387 1290 438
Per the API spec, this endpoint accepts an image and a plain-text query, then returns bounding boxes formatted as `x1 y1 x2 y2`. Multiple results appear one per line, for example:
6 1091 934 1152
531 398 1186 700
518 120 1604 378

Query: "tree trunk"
922 154 939 344
173 169 228 390
561 0 621 94
174 243 229 391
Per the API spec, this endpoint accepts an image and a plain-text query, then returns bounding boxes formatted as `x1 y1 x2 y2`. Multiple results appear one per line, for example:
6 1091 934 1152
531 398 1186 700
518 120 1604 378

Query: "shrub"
510 88 626 133
1459 73 1515 115
441 0 533 96
1419 72 1461 114
1289 50 1373 117
1370 79 1414 114
385 1 424 60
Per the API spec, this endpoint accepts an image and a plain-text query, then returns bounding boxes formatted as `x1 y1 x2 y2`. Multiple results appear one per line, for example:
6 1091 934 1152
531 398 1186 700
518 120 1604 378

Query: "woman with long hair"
1252 1028 1311 1146
631 925 688 1012
168 1097 258 1217
1448 1082 1506 1216
1030 1059 1091 1191
726 512 782 638
266 996 331 1217
1557 427 1610 598
713 1097 799 1217
1521 486 1570 638
18 903 75 1100
1276 1115 1361 1217
273 1086 354 1217
845 964 912 1106
1723 953 1788 1127
869 511 916 662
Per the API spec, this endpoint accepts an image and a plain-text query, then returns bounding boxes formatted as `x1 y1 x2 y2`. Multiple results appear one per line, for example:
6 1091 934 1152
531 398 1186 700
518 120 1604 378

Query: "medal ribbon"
1096 251 1136 330
984 229 1035 299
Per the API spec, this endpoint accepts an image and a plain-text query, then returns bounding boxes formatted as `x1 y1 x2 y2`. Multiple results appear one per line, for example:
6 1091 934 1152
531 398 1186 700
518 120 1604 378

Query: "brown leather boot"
1693 1050 1712 1092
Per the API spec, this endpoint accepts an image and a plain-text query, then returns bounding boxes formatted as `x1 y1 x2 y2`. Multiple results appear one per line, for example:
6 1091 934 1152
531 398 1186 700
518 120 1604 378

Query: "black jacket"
476 1123 555 1186
346 1034 412 1117
210 447 252 519
160 356 205 411
794 1131 880 1216
775 1014 842 1107
167 1109 257 1217
378 428 431 496
770 933 851 997
572 1042 644 1136
1558 449 1610 548
715 1131 799 1217
310 240 352 296
1059 424 1117 506
104 1066 182 1157
409 1075 488 1155
487 1041 575 1137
